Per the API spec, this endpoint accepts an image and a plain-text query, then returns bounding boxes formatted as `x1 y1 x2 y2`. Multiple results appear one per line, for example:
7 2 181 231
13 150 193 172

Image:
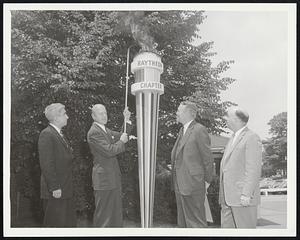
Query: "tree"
262 112 287 177
10 10 235 225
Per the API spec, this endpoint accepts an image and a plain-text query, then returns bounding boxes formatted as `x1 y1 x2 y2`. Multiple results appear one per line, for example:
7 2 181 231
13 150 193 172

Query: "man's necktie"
178 127 184 143
60 131 71 150
175 128 184 159
222 133 235 165
230 133 236 146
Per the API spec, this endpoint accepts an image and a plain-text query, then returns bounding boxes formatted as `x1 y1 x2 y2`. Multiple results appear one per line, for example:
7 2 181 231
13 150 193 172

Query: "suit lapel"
93 123 111 143
220 136 234 170
48 125 70 151
222 127 249 168
105 128 115 143
171 127 182 166
175 121 196 158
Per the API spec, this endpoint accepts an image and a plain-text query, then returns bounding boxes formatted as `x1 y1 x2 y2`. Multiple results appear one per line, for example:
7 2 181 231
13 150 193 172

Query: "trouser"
221 204 257 228
175 190 207 228
219 177 257 228
93 188 123 227
42 198 77 227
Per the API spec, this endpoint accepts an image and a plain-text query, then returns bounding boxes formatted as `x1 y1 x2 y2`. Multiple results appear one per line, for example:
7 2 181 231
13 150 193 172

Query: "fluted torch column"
131 51 164 228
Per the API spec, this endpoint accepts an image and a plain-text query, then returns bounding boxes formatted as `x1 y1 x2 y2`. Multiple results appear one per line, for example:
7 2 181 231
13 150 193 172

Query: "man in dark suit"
87 104 132 227
38 103 76 227
219 107 262 228
171 101 214 228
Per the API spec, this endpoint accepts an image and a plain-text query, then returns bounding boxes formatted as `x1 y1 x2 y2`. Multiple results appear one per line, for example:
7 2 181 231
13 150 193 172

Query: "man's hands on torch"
120 133 129 143
123 107 131 122
52 189 62 198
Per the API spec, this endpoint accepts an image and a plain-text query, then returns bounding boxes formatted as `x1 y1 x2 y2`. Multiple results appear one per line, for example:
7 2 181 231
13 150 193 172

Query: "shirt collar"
233 125 247 138
50 123 62 134
94 122 106 132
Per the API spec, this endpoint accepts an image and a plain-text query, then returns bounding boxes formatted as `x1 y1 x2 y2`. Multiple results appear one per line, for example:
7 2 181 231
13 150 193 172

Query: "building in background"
210 134 229 176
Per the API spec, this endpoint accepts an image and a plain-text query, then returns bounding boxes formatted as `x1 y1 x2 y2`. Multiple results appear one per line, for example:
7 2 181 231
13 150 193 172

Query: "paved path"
123 195 287 228
257 195 287 228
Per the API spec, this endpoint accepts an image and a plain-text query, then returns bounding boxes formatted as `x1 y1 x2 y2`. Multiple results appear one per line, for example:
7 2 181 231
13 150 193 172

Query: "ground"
257 195 287 228
12 194 287 229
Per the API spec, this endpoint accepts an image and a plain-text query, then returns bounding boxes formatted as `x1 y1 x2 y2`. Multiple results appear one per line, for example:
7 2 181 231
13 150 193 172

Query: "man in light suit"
171 101 214 228
87 104 132 227
219 107 262 228
38 103 76 227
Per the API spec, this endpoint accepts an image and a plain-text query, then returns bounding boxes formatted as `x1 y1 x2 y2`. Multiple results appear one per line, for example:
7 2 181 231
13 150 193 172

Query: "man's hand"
129 135 137 140
52 189 62 198
123 107 131 122
240 194 251 207
205 182 210 194
120 133 128 143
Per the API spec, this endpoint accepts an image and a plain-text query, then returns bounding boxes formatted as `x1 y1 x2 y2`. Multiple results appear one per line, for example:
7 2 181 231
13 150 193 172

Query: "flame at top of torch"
123 11 158 53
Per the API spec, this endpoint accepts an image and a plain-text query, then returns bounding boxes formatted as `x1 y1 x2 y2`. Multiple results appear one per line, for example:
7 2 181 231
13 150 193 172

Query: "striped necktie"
60 131 71 148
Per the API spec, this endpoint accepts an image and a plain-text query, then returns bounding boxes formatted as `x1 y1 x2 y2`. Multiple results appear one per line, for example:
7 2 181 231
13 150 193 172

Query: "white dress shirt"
94 122 107 133
50 123 62 135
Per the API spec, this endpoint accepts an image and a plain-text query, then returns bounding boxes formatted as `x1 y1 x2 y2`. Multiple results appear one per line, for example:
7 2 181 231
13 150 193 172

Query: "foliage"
11 10 235 225
262 112 287 177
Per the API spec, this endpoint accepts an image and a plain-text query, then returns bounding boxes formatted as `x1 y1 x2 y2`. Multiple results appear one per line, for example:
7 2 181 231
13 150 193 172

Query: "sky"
196 11 288 140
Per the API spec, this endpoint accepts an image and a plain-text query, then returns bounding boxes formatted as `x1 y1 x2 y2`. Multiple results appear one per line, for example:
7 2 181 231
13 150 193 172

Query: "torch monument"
131 51 164 228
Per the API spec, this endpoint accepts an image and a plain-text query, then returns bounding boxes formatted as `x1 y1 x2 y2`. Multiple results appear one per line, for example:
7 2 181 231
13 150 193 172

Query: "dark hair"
235 109 249 123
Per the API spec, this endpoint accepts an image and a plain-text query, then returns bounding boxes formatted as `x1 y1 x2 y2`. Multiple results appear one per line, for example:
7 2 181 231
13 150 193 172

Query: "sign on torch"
131 51 164 228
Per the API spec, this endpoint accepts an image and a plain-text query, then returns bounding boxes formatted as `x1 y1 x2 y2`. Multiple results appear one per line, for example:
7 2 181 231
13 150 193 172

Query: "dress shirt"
94 122 107 133
183 120 193 135
50 123 62 135
231 125 247 146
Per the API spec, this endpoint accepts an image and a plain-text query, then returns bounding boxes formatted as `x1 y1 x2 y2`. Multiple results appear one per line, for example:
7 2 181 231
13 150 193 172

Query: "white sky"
196 11 288 140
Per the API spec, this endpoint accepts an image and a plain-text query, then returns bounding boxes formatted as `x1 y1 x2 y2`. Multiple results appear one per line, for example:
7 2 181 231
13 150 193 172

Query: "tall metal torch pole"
124 46 133 133
131 51 164 227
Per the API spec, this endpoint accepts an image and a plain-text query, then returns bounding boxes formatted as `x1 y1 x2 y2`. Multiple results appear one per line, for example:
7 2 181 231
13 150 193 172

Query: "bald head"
224 107 249 132
91 104 108 125
91 104 105 114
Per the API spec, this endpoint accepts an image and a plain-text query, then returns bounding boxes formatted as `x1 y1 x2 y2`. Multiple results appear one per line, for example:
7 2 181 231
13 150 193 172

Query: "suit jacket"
87 122 132 191
219 127 262 206
38 125 73 199
171 120 214 196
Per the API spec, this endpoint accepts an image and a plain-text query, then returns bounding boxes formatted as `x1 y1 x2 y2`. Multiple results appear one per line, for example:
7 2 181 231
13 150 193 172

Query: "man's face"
224 109 237 131
176 104 187 124
56 108 69 128
93 105 108 125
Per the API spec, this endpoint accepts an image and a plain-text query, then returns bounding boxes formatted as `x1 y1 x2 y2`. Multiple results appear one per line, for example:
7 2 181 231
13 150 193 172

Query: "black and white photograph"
3 3 296 237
